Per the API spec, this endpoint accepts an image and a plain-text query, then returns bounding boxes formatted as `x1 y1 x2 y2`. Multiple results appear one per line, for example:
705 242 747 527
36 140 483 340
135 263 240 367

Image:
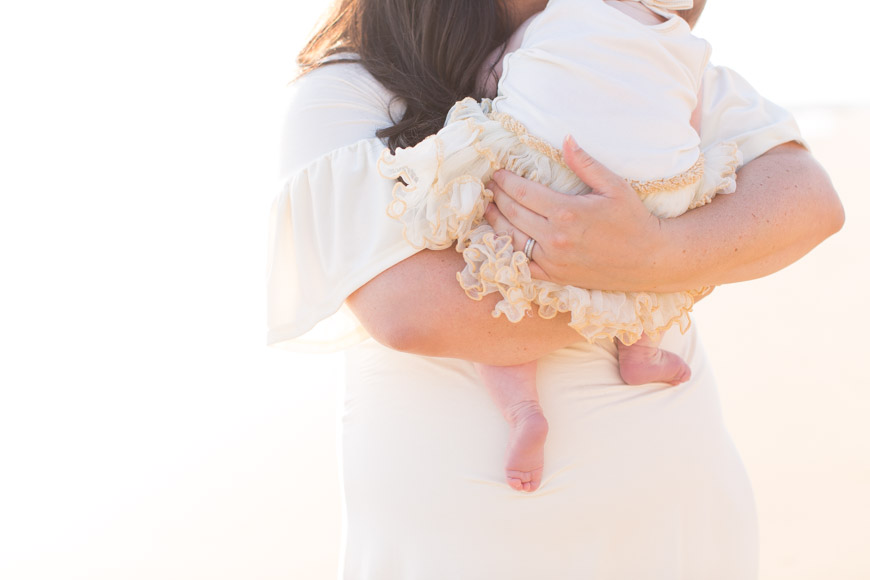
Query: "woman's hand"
485 137 844 292
485 136 665 289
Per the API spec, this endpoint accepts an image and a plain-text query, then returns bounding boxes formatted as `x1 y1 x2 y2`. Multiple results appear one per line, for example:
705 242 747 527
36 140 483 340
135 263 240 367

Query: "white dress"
378 0 740 344
268 59 803 578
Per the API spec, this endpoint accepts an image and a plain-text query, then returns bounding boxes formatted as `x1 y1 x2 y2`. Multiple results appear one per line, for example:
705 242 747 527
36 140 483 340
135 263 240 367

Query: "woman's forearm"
347 143 843 363
346 248 581 365
652 142 844 291
485 140 844 292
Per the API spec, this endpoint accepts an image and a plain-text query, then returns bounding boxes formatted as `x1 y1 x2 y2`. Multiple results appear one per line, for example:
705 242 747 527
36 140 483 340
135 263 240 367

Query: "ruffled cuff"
378 97 586 250
690 141 743 209
457 224 537 321
457 224 703 345
377 99 503 250
268 138 418 351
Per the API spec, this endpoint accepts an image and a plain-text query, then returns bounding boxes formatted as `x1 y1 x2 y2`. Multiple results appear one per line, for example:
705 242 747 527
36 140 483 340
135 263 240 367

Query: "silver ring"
523 237 537 261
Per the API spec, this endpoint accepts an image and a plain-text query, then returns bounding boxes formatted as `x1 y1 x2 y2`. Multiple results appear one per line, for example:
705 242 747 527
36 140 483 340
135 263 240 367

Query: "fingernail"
564 135 580 152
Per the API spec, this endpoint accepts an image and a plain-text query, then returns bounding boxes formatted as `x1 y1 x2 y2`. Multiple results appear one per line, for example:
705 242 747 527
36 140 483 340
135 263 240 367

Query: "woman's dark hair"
297 0 513 151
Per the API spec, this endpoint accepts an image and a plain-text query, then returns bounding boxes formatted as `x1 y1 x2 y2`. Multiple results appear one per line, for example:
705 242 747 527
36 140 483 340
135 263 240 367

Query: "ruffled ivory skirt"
379 98 741 344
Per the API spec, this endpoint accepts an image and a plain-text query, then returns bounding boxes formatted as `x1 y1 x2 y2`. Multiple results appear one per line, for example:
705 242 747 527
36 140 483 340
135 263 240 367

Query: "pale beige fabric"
267 60 802 578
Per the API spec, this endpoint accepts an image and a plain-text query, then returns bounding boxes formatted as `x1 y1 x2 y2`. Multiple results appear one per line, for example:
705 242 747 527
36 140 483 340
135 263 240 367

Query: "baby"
379 0 737 492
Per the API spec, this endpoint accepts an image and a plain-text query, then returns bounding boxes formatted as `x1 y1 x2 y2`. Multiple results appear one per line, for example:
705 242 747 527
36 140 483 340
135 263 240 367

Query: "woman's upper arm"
655 65 844 290
687 65 844 281
268 64 418 349
655 66 844 288
278 63 399 177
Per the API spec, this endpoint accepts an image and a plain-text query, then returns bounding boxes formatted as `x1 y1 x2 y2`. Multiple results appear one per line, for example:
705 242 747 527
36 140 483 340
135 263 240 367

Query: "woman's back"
342 328 756 578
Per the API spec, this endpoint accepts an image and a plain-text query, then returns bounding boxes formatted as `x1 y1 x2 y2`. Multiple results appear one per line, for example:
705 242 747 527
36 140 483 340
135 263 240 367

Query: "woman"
268 0 844 577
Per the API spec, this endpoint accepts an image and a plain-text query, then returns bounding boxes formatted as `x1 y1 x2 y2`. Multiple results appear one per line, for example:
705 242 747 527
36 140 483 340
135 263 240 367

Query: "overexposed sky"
694 2 869 107
0 1 866 579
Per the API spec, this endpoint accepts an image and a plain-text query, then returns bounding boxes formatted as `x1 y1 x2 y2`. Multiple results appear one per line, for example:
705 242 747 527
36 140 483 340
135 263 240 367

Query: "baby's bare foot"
617 341 691 386
503 401 548 492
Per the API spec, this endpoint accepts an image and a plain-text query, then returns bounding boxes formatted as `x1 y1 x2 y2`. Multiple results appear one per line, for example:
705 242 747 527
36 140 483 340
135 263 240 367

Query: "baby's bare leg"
617 333 691 386
476 361 548 492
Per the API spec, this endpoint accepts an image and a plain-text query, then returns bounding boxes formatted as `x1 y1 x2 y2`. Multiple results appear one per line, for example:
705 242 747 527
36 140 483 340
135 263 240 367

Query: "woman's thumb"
562 135 626 195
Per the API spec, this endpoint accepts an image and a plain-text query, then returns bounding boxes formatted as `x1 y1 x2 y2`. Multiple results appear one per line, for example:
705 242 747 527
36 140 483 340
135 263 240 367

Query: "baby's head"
677 0 707 29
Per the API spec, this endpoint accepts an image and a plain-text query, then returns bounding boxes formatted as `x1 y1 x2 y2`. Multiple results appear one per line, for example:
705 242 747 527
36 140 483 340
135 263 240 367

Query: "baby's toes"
506 469 543 493
507 476 525 491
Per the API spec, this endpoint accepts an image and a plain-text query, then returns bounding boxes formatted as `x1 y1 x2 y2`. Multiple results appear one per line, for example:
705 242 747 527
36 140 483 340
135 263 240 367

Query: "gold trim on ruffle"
628 154 705 198
488 111 567 168
688 193 714 210
489 108 708 199
457 222 705 345
379 118 497 250
689 141 741 209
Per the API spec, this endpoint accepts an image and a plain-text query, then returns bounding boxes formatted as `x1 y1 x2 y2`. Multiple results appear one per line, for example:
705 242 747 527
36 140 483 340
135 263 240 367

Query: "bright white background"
1 1 868 579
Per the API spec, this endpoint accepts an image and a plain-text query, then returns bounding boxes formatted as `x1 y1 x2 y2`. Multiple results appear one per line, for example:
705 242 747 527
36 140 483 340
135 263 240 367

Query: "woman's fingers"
562 135 630 198
483 191 532 249
481 137 661 287
483 196 553 282
486 178 550 241
491 168 566 216
525 256 551 280
482 190 516 236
